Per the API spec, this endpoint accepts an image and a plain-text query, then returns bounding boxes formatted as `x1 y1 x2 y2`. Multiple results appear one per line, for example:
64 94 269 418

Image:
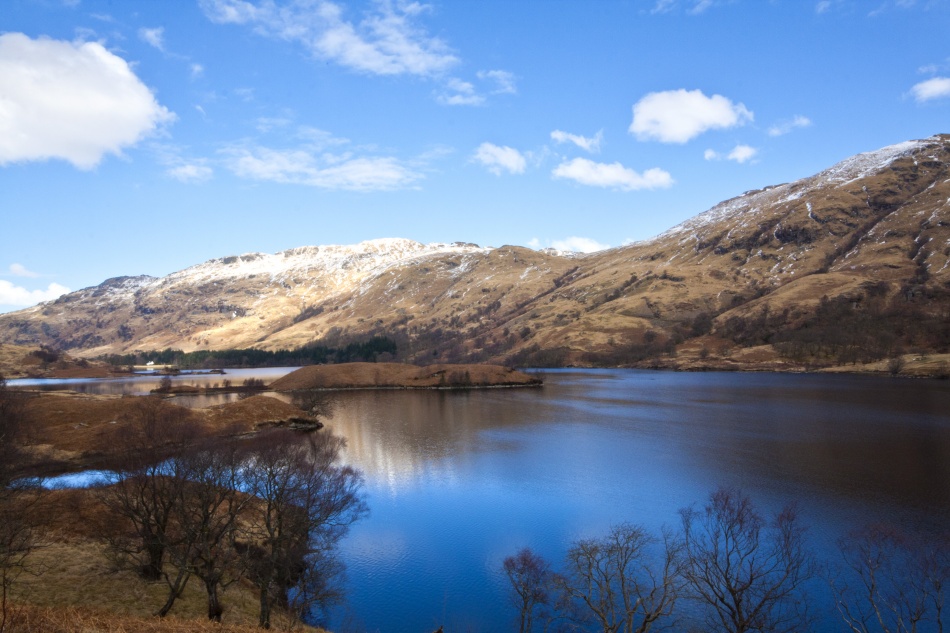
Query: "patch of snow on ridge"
815 137 937 186
659 136 947 242
80 275 158 305
661 183 795 239
159 238 493 293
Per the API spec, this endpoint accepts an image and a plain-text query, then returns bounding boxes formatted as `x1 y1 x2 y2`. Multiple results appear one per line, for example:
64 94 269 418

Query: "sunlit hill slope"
2 135 949 372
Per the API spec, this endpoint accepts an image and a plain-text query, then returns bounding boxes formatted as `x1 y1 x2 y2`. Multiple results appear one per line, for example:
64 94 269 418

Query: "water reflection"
8 367 298 397
322 390 552 491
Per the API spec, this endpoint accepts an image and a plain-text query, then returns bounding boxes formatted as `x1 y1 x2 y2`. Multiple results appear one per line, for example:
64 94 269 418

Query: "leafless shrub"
502 548 552 633
555 523 683 633
679 488 817 633
832 524 948 633
242 431 367 629
97 397 198 583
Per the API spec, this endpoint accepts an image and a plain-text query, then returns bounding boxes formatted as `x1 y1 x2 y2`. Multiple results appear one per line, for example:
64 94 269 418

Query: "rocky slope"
2 135 949 370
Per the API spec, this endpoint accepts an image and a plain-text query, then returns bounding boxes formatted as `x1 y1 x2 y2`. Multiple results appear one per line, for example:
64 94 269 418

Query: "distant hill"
2 135 949 374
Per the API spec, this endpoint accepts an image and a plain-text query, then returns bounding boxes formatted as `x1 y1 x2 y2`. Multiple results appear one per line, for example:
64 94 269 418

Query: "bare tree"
97 397 197 583
555 523 682 633
243 431 367 629
679 488 816 633
833 523 948 633
166 443 250 622
502 547 553 633
290 389 336 421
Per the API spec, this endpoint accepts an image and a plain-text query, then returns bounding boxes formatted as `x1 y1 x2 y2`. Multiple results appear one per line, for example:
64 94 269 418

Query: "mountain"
3 135 949 372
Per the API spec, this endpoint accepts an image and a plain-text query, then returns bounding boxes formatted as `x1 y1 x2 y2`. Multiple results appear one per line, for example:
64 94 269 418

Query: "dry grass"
5 489 324 632
15 394 309 476
270 362 540 391
203 395 311 431
0 343 112 379
3 604 324 633
0 344 40 378
819 352 950 377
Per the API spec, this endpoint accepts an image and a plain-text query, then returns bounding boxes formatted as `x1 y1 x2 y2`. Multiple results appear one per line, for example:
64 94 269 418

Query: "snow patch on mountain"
815 138 932 185
156 238 492 293
660 136 945 241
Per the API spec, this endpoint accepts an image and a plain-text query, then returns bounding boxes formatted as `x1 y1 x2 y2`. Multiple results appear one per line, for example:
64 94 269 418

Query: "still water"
321 369 950 633
15 368 950 632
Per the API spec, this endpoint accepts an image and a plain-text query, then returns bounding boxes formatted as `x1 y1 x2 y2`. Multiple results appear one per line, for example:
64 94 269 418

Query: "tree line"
0 376 367 630
99 335 398 369
501 488 948 633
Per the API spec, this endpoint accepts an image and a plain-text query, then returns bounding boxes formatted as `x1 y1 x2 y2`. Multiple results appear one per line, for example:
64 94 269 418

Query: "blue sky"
1 0 949 313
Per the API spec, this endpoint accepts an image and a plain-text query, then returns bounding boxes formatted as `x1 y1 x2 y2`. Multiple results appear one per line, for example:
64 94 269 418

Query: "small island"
269 362 542 391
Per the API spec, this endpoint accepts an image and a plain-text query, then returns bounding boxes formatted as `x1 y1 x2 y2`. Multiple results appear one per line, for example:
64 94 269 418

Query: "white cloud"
138 26 165 51
437 78 485 106
152 144 215 183
437 70 516 106
9 263 40 278
704 144 758 164
869 0 924 16
225 145 422 191
551 237 610 253
0 33 175 169
727 144 757 163
256 116 294 132
296 126 351 149
200 0 458 77
911 77 950 102
552 157 673 191
815 1 832 13
0 280 70 308
651 0 677 14
768 115 812 137
550 129 603 153
477 69 516 94
650 0 729 15
629 89 752 144
472 143 526 175
190 63 205 79
168 163 214 183
528 237 609 253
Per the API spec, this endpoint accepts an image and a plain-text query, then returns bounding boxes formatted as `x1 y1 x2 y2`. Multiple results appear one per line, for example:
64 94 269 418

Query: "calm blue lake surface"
319 369 950 633
17 368 950 631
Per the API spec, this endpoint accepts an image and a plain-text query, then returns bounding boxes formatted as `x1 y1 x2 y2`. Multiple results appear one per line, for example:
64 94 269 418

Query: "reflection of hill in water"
311 371 950 529
729 412 950 516
320 389 553 489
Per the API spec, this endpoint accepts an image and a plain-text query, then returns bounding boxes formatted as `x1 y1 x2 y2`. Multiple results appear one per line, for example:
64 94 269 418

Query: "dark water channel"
15 368 950 632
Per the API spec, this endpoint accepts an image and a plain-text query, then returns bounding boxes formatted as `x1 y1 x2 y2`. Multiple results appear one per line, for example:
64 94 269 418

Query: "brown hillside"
1 135 948 373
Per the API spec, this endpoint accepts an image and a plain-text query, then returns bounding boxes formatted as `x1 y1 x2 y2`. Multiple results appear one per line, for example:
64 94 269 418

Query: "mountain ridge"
3 135 949 371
